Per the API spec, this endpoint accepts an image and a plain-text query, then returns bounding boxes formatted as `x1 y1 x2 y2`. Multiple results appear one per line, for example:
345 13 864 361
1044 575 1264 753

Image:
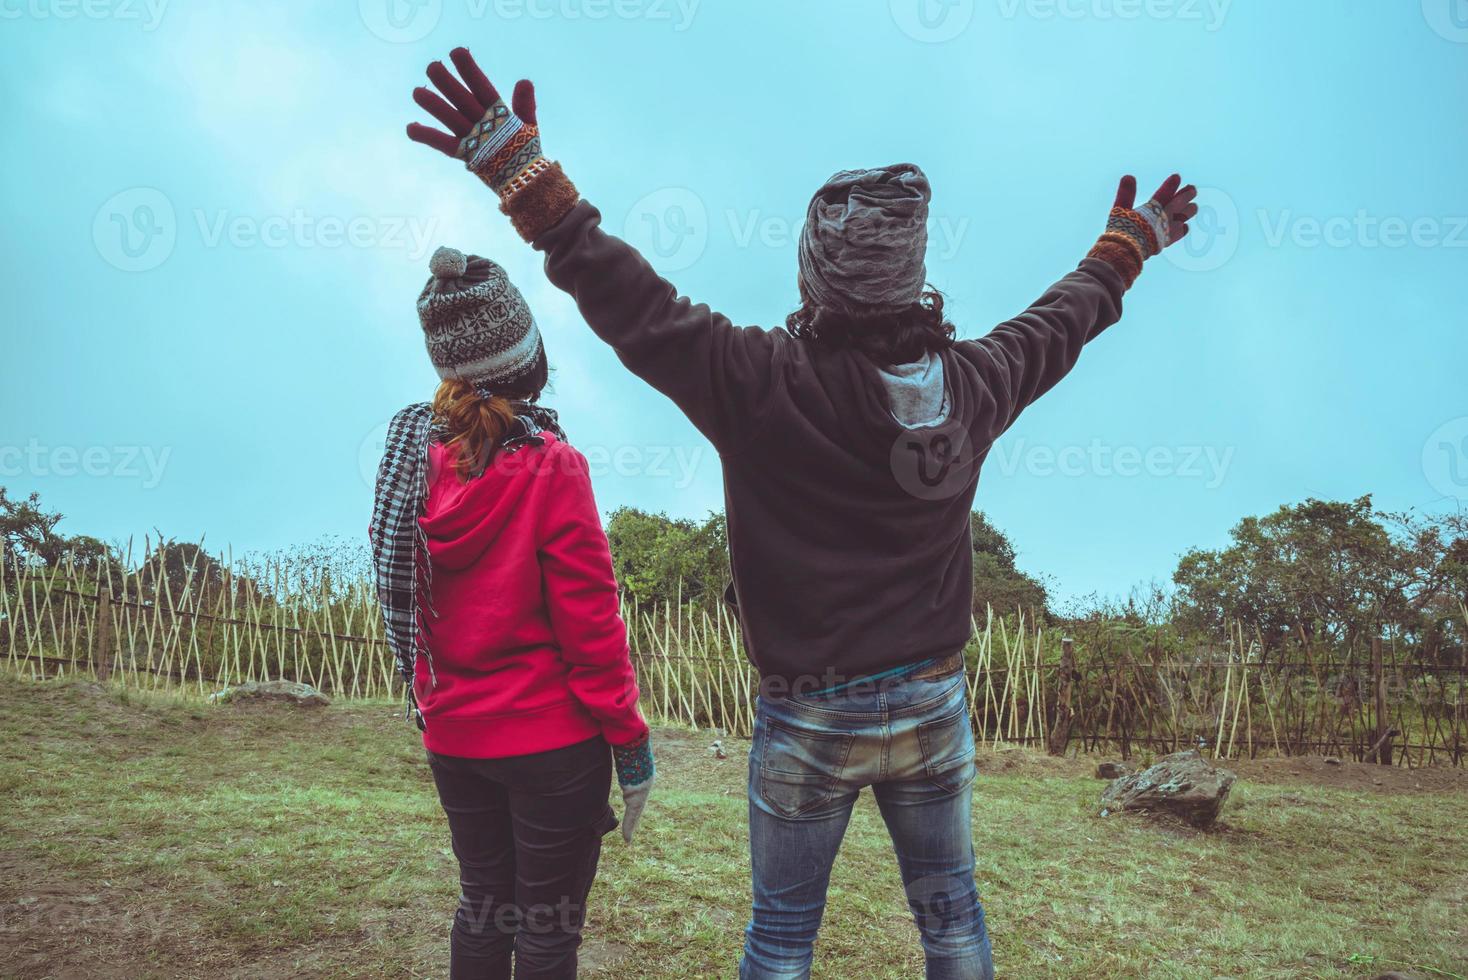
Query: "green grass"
1 675 1465 979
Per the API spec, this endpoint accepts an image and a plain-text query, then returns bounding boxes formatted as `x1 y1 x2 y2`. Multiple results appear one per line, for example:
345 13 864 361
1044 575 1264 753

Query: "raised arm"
958 174 1197 443
406 48 779 452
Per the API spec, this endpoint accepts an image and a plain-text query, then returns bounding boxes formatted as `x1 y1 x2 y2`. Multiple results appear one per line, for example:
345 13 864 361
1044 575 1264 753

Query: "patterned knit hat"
417 246 545 391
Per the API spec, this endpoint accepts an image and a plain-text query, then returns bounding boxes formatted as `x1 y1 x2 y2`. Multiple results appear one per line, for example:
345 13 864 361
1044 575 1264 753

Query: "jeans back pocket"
758 718 855 819
917 703 977 796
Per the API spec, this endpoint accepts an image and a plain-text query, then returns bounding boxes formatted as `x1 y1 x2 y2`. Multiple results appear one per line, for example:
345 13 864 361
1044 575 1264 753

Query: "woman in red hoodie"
370 244 654 980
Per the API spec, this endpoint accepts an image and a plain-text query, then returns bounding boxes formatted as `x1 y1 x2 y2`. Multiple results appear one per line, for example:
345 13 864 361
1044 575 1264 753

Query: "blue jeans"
739 671 993 980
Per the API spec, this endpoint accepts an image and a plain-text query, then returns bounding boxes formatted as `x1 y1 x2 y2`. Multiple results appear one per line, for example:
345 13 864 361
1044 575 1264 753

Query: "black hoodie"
532 200 1127 690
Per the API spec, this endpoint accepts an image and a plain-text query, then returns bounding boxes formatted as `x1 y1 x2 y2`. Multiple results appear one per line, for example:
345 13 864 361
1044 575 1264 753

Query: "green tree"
1172 495 1466 657
604 508 729 606
0 487 119 578
0 487 66 565
969 511 1049 619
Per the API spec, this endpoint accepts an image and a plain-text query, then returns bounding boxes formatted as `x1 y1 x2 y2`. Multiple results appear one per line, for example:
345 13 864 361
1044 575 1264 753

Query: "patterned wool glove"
1087 175 1198 287
407 48 580 241
612 732 656 844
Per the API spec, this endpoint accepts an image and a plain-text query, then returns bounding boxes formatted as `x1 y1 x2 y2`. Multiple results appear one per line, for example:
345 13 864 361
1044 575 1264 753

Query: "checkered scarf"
370 394 564 729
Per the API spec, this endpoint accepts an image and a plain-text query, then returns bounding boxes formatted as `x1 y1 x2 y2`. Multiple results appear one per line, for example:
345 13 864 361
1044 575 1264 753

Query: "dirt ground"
955 739 1468 794
2 680 1468 979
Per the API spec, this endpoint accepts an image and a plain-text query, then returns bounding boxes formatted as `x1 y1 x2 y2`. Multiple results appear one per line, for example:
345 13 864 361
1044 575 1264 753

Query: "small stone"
1095 762 1133 780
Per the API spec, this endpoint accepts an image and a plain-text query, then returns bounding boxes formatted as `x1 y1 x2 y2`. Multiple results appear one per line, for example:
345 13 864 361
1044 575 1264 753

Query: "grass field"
1 676 1465 979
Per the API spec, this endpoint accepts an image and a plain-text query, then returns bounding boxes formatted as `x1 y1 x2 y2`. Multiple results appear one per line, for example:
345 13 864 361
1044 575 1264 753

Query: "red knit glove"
1087 175 1198 287
407 48 578 240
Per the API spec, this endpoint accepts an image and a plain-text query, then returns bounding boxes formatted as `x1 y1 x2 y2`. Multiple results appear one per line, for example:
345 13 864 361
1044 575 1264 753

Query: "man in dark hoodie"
406 47 1196 980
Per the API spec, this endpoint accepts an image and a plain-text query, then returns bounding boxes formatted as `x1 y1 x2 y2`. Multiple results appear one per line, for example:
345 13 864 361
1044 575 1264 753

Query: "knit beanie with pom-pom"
416 245 546 393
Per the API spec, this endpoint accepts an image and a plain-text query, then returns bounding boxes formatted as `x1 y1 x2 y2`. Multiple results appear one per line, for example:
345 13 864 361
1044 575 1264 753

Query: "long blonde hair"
432 379 519 480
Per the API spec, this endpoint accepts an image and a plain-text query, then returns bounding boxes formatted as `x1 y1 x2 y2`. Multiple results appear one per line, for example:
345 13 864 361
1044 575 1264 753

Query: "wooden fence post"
93 592 114 683
1047 637 1075 756
1371 635 1393 766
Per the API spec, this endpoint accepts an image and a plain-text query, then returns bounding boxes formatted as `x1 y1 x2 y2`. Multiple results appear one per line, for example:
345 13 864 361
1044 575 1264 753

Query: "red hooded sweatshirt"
412 433 648 759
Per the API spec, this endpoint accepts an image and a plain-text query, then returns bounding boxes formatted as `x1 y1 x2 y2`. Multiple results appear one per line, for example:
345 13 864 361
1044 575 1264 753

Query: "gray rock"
1095 761 1133 780
1098 749 1235 829
211 680 330 708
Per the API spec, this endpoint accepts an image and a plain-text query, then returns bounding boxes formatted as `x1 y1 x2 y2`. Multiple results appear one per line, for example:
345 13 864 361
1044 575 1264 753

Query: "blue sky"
2 0 1465 603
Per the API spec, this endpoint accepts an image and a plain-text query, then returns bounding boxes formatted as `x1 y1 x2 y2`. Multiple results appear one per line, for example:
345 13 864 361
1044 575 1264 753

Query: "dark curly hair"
786 287 956 364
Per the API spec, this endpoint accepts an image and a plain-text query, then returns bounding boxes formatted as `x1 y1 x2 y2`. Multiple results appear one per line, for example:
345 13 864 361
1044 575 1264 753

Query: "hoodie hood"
876 350 949 428
419 438 546 571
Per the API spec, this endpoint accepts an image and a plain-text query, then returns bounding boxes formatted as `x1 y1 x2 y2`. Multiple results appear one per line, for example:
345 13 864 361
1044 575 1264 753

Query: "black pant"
428 736 617 980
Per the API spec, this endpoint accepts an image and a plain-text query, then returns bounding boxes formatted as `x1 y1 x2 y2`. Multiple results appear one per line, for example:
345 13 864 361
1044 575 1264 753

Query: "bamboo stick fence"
3 547 1464 766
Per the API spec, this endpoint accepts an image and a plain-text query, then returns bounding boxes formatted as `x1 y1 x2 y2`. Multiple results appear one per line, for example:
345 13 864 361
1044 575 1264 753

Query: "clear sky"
2 0 1465 603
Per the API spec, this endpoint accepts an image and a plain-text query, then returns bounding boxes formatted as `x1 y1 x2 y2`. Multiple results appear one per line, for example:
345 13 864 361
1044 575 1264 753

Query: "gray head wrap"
797 163 932 316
